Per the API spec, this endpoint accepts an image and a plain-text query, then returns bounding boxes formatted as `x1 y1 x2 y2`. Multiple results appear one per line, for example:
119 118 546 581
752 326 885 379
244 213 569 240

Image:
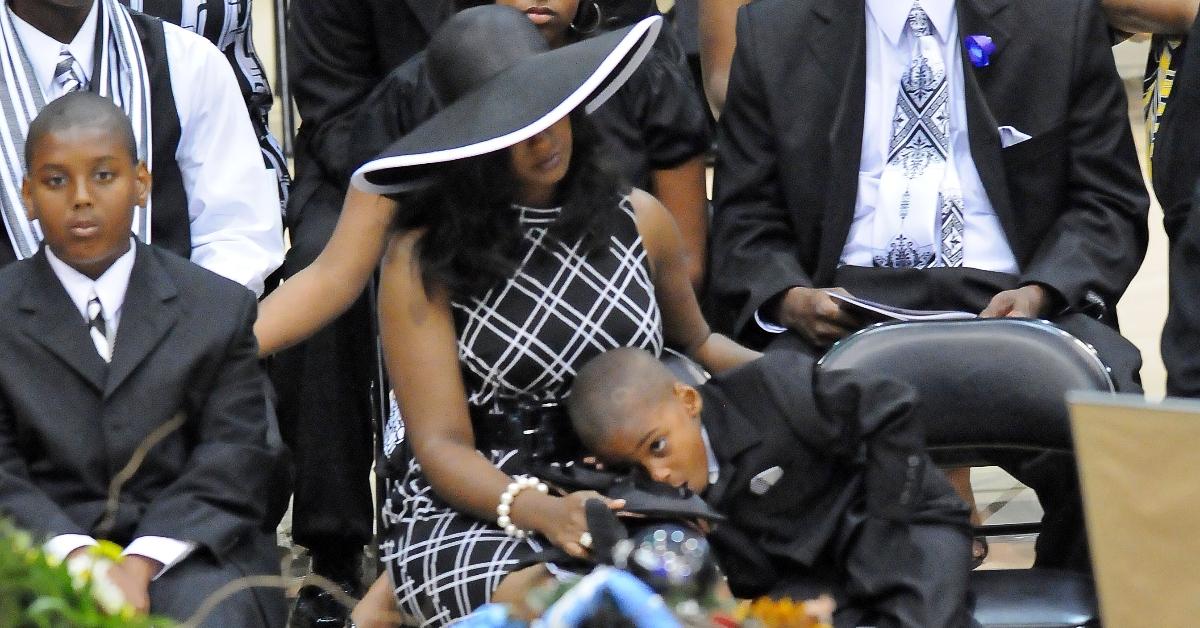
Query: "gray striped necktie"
53 49 85 95
86 292 111 363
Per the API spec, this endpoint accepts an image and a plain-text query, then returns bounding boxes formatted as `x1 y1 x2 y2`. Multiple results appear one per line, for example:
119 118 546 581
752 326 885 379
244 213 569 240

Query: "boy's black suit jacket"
0 242 278 566
709 0 1150 339
700 351 967 597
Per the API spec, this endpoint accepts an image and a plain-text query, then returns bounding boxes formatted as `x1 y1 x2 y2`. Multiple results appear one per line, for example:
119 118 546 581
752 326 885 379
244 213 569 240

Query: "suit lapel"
20 252 107 393
956 0 1018 240
699 399 761 507
104 245 179 399
810 0 869 280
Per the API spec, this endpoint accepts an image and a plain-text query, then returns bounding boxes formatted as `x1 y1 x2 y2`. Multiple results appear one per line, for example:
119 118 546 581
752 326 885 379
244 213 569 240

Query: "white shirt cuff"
44 534 98 563
754 308 789 334
123 537 197 580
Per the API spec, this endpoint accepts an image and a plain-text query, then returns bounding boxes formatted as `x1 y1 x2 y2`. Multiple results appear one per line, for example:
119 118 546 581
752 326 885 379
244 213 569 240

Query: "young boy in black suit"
0 92 284 626
567 347 976 628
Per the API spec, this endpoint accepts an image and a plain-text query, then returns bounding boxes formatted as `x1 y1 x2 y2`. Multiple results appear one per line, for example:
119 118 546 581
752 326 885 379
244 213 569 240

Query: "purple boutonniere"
965 35 996 68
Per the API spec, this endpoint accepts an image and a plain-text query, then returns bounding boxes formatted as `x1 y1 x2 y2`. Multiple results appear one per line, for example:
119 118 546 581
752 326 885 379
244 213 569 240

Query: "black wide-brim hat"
351 6 662 195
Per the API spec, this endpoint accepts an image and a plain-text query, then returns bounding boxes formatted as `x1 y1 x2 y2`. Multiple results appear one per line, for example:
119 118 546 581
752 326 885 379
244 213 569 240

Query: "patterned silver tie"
874 2 964 268
53 49 85 95
87 293 111 363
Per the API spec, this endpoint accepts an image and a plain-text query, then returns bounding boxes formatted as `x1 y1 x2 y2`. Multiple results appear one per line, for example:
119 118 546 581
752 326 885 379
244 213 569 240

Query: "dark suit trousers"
269 181 376 560
769 473 976 628
149 532 286 627
766 266 1144 572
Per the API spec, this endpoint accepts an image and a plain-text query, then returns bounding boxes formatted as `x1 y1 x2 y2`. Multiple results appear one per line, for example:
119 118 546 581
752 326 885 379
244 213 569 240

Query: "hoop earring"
570 1 603 35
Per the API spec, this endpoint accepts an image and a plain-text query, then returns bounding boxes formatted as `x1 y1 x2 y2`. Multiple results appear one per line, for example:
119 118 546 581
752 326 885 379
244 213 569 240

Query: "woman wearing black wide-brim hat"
362 0 712 291
268 6 758 625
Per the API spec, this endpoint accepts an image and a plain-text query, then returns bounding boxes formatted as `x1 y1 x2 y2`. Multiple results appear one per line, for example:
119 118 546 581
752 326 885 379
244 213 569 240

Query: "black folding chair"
819 319 1108 627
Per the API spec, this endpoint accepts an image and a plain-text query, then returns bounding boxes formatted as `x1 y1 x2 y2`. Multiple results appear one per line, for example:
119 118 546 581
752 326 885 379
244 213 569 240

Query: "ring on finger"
579 532 593 550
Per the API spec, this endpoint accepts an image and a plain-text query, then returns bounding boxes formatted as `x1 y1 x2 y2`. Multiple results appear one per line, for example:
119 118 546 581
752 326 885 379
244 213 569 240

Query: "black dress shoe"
289 580 360 628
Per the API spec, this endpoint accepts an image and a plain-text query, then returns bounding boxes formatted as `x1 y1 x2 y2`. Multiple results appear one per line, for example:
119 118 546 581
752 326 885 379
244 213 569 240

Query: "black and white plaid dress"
379 198 664 625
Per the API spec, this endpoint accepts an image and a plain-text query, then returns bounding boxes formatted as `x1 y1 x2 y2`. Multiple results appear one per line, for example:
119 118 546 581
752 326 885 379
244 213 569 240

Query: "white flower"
88 561 129 615
65 553 96 589
65 554 131 615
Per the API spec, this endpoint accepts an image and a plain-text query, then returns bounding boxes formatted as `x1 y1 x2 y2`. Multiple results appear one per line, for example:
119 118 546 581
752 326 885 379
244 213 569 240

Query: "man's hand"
775 287 863 348
980 284 1050 319
106 555 162 615
64 546 92 562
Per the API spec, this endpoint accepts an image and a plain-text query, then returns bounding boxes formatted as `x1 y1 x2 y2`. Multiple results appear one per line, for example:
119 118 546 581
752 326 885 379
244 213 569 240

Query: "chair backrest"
660 347 710 387
817 319 1114 462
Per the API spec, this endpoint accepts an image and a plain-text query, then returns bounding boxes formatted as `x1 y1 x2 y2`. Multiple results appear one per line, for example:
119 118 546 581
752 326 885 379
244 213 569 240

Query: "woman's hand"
519 491 625 559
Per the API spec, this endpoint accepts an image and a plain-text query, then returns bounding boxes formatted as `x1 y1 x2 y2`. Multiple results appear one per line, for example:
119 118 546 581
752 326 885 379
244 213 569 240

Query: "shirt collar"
867 0 955 46
8 0 100 96
700 425 719 486
45 238 136 326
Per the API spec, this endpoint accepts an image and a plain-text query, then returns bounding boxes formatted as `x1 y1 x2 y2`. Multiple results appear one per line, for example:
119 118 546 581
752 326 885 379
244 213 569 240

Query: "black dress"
378 199 664 625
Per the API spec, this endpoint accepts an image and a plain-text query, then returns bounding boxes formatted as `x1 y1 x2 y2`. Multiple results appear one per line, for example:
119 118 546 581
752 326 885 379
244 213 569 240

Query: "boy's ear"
673 382 702 418
20 176 37 222
134 161 150 207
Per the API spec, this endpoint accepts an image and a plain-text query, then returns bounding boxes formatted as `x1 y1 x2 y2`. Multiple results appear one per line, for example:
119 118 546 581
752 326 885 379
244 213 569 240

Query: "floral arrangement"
720 596 835 628
461 567 834 628
0 519 174 627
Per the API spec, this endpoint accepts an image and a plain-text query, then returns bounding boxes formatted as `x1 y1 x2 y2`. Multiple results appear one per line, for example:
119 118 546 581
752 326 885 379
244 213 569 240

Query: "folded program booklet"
824 290 977 322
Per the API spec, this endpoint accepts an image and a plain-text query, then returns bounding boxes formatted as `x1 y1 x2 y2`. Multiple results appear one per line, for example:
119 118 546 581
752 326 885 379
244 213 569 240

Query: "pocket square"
749 466 784 495
998 125 1032 148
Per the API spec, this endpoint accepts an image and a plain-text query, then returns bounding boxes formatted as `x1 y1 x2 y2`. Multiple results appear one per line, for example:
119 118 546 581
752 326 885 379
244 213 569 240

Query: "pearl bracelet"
497 475 548 538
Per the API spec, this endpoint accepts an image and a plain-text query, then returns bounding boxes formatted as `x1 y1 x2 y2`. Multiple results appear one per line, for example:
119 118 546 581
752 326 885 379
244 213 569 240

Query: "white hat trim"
350 15 663 196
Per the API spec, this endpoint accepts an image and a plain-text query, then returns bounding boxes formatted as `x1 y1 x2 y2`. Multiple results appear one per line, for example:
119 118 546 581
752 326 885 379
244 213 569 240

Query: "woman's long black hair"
391 109 627 299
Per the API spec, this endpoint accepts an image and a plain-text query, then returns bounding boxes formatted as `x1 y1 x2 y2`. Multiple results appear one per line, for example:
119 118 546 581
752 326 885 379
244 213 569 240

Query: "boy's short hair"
568 347 678 450
25 92 138 168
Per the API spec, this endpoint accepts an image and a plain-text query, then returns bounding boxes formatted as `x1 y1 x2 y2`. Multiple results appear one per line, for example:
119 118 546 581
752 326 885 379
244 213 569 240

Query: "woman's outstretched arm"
254 187 398 356
651 156 709 292
630 188 760 373
377 232 618 560
699 0 751 117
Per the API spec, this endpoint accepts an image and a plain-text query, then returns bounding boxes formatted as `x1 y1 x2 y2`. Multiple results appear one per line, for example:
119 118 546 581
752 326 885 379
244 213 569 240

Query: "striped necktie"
87 292 112 363
53 49 85 95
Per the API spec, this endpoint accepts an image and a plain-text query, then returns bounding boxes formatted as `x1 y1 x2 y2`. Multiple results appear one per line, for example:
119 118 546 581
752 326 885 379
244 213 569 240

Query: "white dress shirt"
701 426 719 487
842 0 1018 272
10 2 283 296
42 240 196 579
757 0 1018 333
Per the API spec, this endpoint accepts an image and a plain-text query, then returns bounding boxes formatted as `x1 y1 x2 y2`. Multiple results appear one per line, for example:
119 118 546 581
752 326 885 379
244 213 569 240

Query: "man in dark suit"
709 0 1147 370
569 348 975 628
279 1 453 618
0 93 283 625
1163 184 1200 398
1106 1 1200 398
707 0 1150 570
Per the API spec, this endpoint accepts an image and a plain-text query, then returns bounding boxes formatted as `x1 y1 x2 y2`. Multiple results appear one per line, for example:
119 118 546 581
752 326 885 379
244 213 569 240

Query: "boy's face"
22 125 148 279
592 383 711 493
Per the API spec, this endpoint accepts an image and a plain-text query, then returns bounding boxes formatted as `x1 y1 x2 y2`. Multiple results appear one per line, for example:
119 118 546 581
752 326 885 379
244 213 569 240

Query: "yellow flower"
91 539 126 562
734 596 834 628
